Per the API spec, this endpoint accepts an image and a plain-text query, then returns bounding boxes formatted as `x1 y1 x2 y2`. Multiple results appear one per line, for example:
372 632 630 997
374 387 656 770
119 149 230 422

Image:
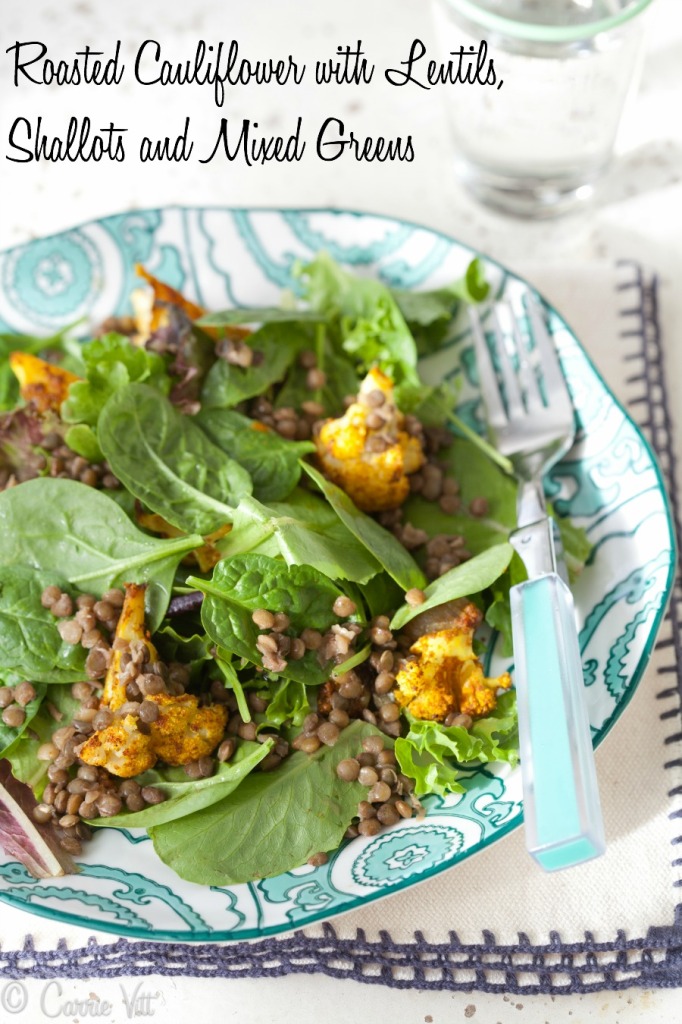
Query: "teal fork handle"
510 573 605 871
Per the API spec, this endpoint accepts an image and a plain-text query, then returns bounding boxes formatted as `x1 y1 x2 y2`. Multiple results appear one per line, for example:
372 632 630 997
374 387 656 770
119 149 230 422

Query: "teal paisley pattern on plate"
0 207 675 943
351 825 465 889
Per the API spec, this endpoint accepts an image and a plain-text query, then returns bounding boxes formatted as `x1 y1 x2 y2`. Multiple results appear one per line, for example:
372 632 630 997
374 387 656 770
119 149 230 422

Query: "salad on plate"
0 253 589 886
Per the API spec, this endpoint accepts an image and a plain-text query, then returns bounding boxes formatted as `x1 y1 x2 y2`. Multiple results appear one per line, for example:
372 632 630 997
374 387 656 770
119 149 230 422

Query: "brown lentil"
377 802 401 826
362 709 378 725
379 702 400 723
66 795 84 816
307 851 328 867
33 803 54 824
50 594 73 618
338 674 363 699
336 758 360 782
93 600 115 622
332 595 357 617
358 818 382 837
0 688 15 709
439 494 461 515
138 700 160 724
141 786 166 805
217 738 235 762
301 628 323 650
373 672 395 696
395 799 413 819
317 721 340 747
329 708 350 729
238 721 258 742
13 681 36 706
271 612 290 633
252 608 275 630
358 766 379 787
362 735 384 756
96 793 122 817
126 792 146 812
37 741 59 761
81 629 104 650
289 638 306 660
58 619 83 645
41 585 61 608
405 588 426 607
92 707 114 730
2 705 25 728
367 781 392 804
469 496 490 517
298 735 321 754
306 367 326 389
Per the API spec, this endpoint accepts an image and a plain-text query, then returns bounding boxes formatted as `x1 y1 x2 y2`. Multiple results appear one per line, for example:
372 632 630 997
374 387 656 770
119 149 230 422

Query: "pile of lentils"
249 350 329 442
252 594 362 676
31 583 230 854
0 681 38 731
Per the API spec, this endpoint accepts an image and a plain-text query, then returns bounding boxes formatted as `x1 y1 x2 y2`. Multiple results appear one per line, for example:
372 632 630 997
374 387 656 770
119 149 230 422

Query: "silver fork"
470 291 605 872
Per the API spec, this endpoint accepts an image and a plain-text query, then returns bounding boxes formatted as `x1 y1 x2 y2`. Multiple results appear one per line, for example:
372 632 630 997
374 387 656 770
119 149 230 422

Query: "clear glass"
431 0 654 216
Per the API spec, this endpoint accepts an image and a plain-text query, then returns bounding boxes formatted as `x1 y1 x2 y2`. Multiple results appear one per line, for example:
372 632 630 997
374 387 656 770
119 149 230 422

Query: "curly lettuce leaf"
395 692 519 798
60 333 170 440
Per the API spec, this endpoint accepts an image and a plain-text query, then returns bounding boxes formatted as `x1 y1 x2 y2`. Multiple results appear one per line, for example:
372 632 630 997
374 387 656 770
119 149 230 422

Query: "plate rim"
0 204 676 943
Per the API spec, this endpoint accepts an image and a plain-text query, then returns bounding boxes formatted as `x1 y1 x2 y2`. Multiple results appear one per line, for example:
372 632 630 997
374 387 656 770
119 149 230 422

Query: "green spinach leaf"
196 308 327 327
88 740 273 829
390 543 514 630
302 463 426 591
201 322 308 409
0 478 203 630
190 554 343 685
2 685 80 796
197 409 314 503
0 567 88 685
220 492 381 585
150 720 388 884
0 682 46 759
99 383 252 535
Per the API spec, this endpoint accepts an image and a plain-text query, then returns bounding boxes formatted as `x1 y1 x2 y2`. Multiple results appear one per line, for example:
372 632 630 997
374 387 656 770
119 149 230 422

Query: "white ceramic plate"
0 207 675 941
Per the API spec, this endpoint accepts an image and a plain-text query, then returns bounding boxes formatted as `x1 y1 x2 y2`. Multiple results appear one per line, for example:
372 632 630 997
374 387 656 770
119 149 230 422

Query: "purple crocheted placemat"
1 264 680 992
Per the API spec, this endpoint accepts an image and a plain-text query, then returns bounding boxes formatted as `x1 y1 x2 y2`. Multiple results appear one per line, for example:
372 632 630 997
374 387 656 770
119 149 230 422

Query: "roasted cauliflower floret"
314 367 425 512
79 582 227 777
78 695 227 777
142 693 227 766
77 713 158 777
393 601 511 721
9 352 80 413
101 583 158 712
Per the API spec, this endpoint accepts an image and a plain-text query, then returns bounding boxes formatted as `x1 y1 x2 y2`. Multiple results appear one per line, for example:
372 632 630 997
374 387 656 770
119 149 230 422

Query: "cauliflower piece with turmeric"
393 601 511 721
78 694 227 777
78 582 227 777
9 352 80 413
314 367 424 512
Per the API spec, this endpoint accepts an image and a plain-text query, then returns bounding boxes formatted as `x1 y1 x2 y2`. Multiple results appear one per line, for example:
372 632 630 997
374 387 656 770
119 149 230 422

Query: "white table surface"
1 0 681 1019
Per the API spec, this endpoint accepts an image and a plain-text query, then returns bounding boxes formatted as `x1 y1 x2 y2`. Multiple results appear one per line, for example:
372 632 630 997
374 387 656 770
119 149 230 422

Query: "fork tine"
509 311 544 413
491 307 525 419
470 307 508 429
524 293 573 416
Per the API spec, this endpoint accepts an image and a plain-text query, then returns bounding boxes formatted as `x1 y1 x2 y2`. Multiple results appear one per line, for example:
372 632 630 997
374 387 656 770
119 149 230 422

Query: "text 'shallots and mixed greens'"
0 254 589 884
